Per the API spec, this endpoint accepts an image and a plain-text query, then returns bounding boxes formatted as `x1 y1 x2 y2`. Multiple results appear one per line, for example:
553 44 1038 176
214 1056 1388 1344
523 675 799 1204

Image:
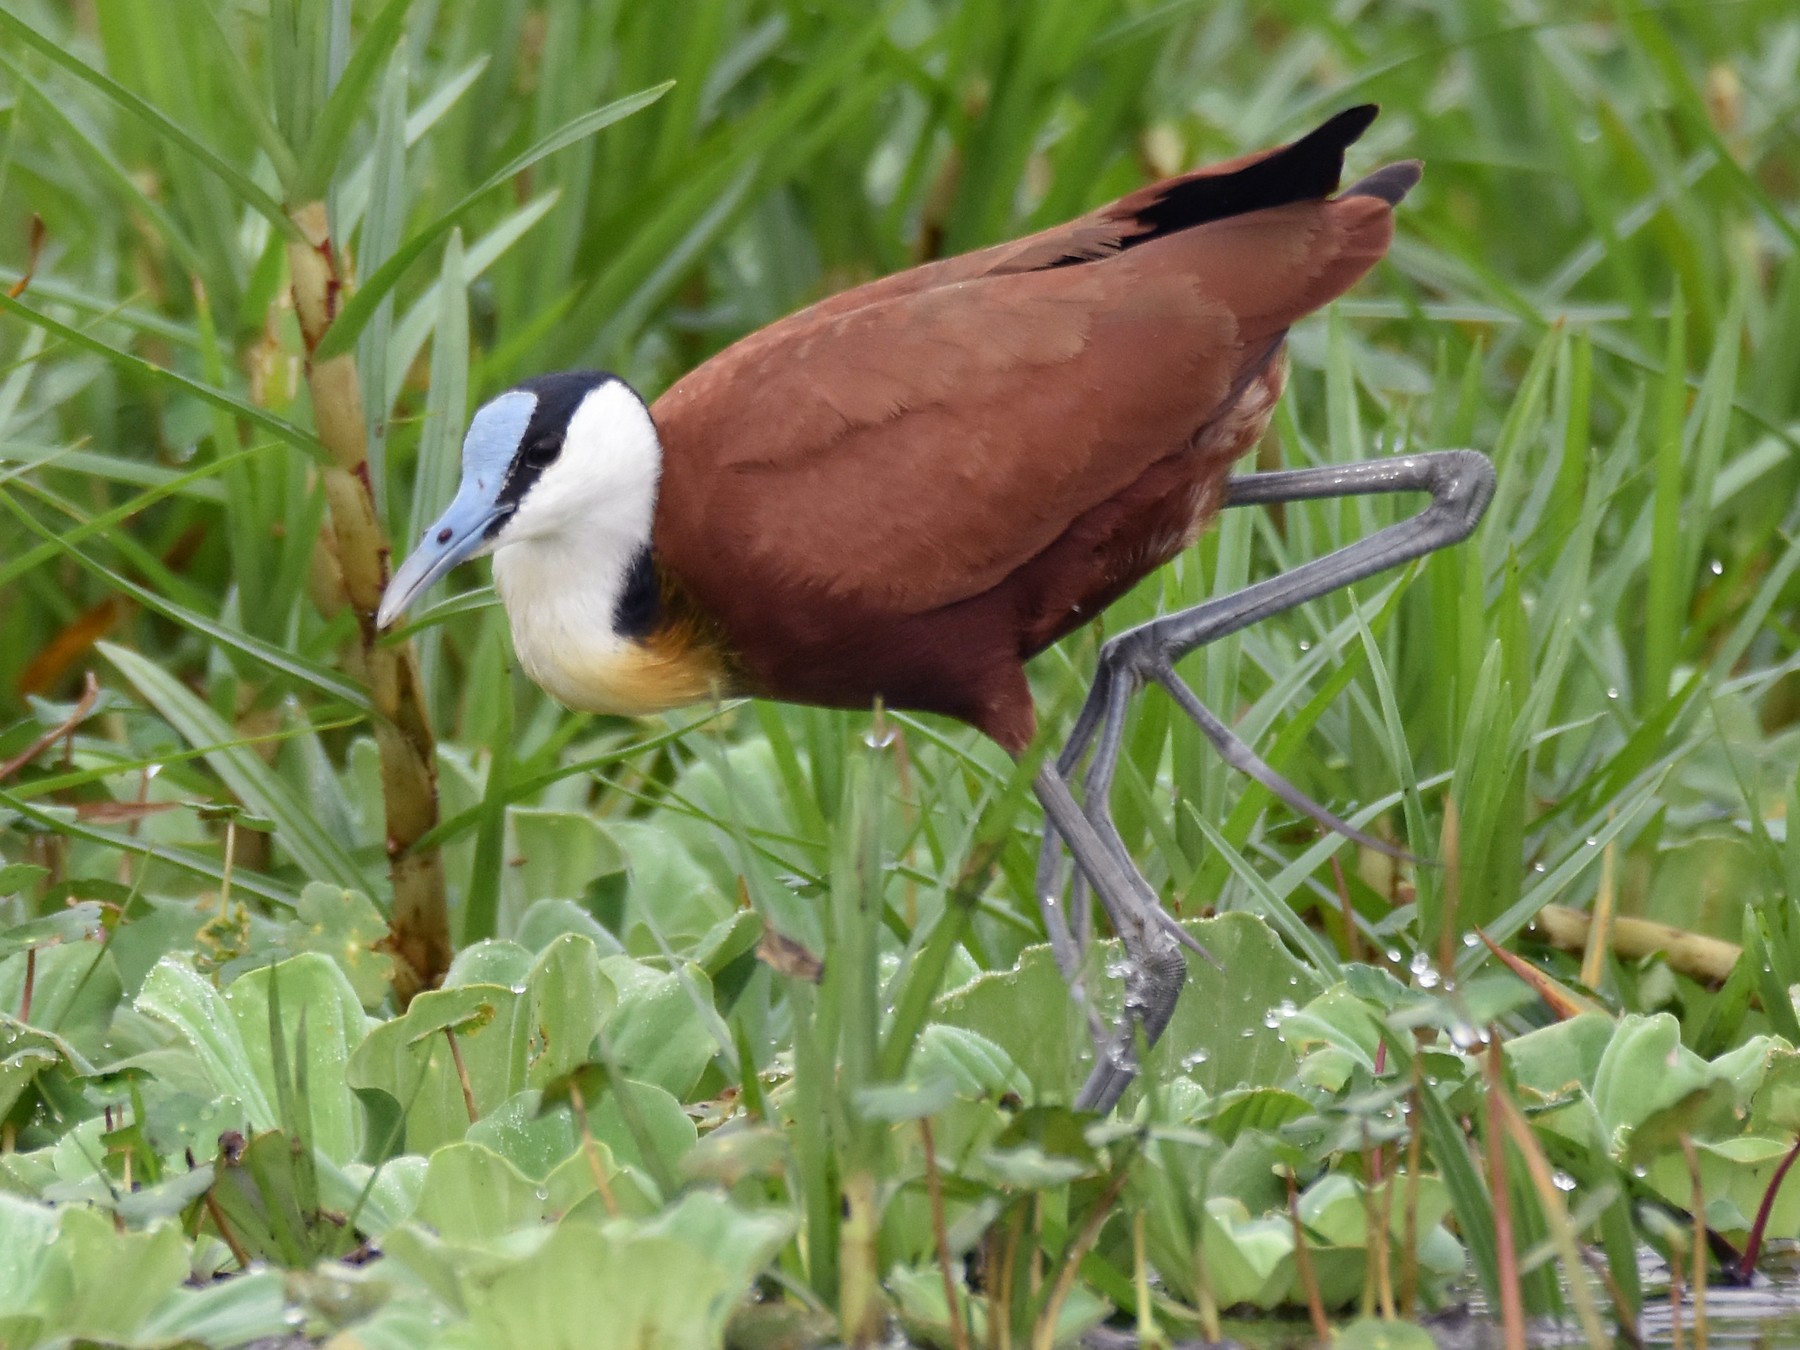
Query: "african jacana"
379 105 1494 1111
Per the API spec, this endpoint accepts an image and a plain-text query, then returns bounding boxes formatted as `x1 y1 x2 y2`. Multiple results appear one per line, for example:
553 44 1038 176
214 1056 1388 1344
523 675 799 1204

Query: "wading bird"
379 104 1494 1111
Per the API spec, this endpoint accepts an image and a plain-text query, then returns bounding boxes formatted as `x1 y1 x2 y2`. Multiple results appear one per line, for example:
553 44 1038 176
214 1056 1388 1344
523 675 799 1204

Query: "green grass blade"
1186 810 1338 974
313 80 673 361
0 789 302 909
1641 284 1687 712
0 6 302 238
292 0 416 201
1 57 210 281
0 490 371 712
100 643 371 894
382 191 558 415
357 47 410 506
0 291 321 460
1377 1026 1500 1303
193 3 299 186
0 443 261 588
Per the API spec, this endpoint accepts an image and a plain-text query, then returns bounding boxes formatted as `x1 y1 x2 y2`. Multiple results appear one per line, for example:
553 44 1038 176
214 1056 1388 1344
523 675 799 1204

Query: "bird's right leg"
1035 449 1495 1113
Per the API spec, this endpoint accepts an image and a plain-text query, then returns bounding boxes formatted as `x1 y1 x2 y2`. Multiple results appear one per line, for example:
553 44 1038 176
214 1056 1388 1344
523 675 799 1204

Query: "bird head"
377 371 661 629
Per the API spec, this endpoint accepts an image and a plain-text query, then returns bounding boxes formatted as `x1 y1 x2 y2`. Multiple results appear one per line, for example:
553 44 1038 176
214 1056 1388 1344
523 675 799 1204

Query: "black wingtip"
1342 159 1423 206
1310 102 1381 148
1094 103 1395 262
1265 102 1383 200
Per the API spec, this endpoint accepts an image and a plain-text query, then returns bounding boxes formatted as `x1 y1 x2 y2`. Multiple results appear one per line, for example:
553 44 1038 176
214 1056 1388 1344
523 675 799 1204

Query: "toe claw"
1155 908 1221 969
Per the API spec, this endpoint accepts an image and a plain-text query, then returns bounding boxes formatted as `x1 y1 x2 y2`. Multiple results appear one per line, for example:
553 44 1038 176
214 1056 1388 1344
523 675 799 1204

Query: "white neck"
493 533 635 707
489 380 663 710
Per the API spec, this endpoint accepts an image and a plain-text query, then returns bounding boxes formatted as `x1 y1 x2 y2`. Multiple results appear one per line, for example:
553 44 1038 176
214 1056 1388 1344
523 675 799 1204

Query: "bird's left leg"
1034 756 1188 1113
1036 449 1495 1113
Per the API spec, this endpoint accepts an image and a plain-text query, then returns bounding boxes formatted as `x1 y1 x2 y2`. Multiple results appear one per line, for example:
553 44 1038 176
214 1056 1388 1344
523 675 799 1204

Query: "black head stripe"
490 370 619 518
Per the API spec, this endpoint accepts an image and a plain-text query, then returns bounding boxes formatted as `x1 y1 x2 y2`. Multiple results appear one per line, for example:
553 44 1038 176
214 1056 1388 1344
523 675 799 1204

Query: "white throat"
491 381 663 708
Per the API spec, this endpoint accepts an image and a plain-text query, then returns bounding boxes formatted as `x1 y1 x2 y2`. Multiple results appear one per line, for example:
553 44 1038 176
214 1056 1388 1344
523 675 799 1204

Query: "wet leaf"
281 883 394 1008
936 913 1319 1102
599 956 718 1100
348 984 530 1152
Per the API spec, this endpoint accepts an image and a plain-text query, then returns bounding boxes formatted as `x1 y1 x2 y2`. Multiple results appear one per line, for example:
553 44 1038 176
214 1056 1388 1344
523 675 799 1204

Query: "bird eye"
522 437 560 467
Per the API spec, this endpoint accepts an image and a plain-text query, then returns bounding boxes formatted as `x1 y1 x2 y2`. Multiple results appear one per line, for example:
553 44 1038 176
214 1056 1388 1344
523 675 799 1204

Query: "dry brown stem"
287 200 449 1002
1534 904 1740 986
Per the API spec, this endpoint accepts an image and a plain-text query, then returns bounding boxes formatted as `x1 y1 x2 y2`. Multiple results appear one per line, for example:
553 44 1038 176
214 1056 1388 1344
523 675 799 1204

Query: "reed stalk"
286 200 449 1002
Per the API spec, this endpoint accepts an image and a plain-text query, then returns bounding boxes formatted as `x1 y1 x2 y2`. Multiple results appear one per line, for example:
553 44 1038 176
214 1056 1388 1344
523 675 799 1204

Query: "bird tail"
1341 160 1424 206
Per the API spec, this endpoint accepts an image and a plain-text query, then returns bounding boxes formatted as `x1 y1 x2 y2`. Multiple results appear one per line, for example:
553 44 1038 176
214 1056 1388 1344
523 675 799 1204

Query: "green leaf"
0 1192 58 1326
0 903 100 960
136 957 278 1134
436 1196 784 1349
348 983 529 1152
598 956 718 1100
48 1207 190 1339
0 292 320 459
292 0 417 201
528 936 611 1087
506 809 624 915
231 956 371 1166
411 1140 555 1242
1333 1317 1440 1350
935 913 1318 1104
313 81 673 361
0 8 302 238
136 954 369 1165
0 1197 189 1341
0 1022 68 1122
0 865 48 899
102 643 370 891
132 1267 290 1344
281 883 394 1008
465 1091 581 1181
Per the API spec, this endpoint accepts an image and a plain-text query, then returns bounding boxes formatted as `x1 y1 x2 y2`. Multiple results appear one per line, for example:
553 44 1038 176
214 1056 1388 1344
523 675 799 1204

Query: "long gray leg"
1036 762 1187 1112
1035 450 1495 1113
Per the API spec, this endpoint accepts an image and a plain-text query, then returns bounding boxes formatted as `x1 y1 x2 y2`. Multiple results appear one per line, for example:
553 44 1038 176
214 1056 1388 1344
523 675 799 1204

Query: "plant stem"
1285 1167 1329 1342
568 1082 620 1218
18 947 34 1023
1579 817 1618 988
1736 1133 1800 1279
839 1168 881 1346
922 1117 971 1350
1034 1167 1128 1350
286 200 448 1001
444 1028 477 1124
1485 1041 1526 1350
1401 1070 1423 1318
1684 1135 1708 1350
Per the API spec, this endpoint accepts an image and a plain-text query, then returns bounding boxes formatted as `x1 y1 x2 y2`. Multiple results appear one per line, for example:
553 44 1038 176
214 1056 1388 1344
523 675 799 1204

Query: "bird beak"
377 482 505 629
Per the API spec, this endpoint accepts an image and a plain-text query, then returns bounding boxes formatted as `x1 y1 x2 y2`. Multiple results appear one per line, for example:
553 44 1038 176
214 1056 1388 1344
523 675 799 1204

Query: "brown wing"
646 105 1411 735
651 192 1399 617
653 259 1237 616
771 104 1390 322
